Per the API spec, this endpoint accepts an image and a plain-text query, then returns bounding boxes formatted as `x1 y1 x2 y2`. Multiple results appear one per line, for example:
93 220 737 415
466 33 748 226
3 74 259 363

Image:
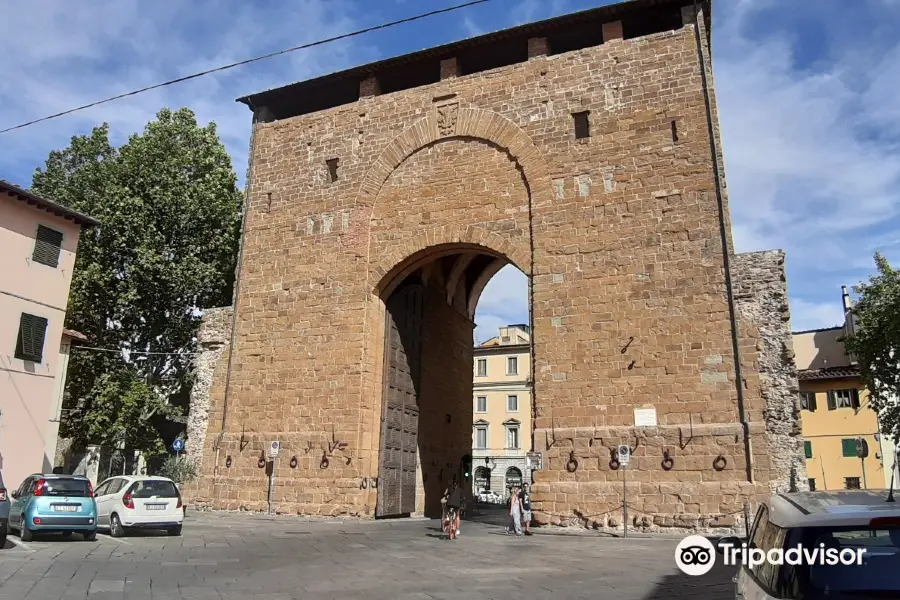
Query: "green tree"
844 253 900 442
31 108 242 453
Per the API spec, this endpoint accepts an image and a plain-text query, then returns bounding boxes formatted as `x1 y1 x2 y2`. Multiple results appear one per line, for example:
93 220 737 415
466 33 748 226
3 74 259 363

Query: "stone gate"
186 0 807 531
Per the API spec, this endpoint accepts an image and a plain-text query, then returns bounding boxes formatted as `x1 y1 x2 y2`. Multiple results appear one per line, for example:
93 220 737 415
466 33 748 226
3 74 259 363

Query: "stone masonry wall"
190 4 787 531
185 307 233 469
733 251 807 493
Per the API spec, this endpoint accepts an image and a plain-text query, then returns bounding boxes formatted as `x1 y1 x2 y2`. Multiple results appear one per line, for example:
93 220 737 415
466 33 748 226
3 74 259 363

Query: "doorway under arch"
374 242 530 519
505 466 523 493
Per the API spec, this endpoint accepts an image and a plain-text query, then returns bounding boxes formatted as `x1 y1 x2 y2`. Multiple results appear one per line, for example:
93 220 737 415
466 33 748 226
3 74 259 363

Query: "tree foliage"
31 108 242 453
844 253 900 442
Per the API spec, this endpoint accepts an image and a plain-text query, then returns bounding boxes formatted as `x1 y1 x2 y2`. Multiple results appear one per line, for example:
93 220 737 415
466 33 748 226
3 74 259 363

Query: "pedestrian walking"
519 483 533 536
507 486 523 536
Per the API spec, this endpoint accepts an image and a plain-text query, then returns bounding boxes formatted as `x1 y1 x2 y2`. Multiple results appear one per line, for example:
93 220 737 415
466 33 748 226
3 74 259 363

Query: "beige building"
795 287 898 491
472 325 532 499
0 180 97 489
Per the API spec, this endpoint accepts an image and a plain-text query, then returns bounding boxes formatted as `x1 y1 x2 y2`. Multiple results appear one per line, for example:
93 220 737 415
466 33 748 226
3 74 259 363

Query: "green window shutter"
15 313 49 363
804 441 813 459
851 389 861 409
32 225 64 268
827 391 837 410
841 438 857 457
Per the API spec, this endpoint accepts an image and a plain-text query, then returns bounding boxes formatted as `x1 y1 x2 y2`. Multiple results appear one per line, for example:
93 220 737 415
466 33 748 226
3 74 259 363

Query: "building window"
800 392 817 412
804 441 813 459
474 426 488 449
15 313 49 363
501 336 510 343
573 111 590 139
507 395 518 412
326 158 339 182
808 478 816 491
841 438 859 458
476 396 487 413
844 477 861 490
476 359 487 377
32 225 64 268
828 389 860 410
507 356 518 375
506 425 520 449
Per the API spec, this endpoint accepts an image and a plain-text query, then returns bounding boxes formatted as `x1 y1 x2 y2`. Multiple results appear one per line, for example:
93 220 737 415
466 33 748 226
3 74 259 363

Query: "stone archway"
352 105 548 518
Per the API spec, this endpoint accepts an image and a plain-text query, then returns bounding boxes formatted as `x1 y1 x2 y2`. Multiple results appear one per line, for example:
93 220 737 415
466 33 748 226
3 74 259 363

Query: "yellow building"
472 324 532 500
795 287 898 491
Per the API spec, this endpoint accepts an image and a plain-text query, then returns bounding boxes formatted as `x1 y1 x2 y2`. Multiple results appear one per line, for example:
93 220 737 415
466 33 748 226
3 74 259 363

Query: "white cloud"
0 0 366 185
790 298 846 332
714 1 900 326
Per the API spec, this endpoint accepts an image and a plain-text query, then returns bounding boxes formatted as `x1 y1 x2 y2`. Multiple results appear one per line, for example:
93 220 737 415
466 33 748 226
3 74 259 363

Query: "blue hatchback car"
8 474 97 541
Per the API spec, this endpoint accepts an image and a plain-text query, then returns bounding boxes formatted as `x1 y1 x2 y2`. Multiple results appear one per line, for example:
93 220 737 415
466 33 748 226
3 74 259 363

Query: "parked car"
8 474 97 541
93 475 184 537
718 489 900 599
0 471 9 548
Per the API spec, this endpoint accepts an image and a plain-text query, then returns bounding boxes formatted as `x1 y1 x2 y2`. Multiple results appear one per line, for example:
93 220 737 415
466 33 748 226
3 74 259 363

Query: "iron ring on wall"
289 456 298 469
320 456 330 469
566 451 579 472
609 459 620 471
257 457 266 469
371 477 378 489
661 457 674 471
360 478 368 489
713 455 727 471
225 455 232 468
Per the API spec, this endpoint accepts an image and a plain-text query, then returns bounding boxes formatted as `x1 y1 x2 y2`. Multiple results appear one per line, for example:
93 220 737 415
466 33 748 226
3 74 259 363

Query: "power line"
0 0 493 135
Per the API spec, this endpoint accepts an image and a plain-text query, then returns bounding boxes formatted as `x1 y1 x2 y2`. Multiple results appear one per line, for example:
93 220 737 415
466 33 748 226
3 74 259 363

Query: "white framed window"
476 358 487 377
475 426 488 449
507 356 518 375
476 396 487 413
506 424 520 449
507 394 518 412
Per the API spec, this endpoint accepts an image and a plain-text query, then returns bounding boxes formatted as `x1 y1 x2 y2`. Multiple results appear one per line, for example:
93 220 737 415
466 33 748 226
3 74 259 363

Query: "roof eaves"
1 180 100 228
236 0 699 108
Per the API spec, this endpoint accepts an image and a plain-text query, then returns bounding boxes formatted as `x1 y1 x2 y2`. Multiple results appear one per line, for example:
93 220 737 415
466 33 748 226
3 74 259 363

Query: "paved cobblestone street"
0 511 735 599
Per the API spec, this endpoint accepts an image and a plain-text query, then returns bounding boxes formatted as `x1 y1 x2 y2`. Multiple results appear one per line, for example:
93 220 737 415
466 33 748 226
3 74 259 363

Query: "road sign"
526 452 543 470
856 438 869 459
268 440 281 459
617 444 631 466
172 439 184 453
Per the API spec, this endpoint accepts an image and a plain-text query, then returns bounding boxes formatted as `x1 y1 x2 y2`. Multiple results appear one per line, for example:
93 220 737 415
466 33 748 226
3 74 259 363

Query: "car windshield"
779 525 900 599
130 480 178 498
39 478 91 497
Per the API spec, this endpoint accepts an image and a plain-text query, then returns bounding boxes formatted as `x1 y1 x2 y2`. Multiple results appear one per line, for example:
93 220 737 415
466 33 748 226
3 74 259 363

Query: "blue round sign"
172 439 185 452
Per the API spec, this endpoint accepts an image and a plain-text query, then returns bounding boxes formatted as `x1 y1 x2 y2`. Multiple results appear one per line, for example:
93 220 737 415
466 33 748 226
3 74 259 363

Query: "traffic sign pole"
623 462 628 538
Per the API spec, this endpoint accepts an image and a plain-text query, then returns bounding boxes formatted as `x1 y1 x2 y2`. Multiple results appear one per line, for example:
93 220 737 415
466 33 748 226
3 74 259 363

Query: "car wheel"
21 527 33 542
167 524 182 536
109 514 125 538
0 530 7 548
83 530 97 542
61 531 73 540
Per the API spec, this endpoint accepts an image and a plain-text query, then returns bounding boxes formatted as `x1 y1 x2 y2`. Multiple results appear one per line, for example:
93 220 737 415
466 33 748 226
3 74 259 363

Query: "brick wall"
187 7 799 531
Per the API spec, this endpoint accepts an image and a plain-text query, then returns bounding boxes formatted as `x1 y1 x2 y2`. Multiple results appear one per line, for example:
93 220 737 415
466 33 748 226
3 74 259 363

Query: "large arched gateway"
186 0 806 532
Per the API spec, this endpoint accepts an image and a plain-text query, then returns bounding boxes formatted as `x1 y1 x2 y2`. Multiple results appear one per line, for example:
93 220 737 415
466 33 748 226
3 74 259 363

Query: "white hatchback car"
718 490 900 599
93 475 184 537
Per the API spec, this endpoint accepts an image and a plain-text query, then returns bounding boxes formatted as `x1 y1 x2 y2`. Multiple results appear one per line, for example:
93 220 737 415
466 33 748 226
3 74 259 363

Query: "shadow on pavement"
642 561 736 600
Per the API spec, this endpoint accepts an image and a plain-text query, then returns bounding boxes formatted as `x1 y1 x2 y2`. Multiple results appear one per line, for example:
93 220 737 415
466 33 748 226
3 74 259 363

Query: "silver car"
0 471 9 548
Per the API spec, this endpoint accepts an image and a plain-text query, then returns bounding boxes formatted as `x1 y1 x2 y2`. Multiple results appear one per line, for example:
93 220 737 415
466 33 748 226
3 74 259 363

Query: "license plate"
146 504 166 511
52 504 78 512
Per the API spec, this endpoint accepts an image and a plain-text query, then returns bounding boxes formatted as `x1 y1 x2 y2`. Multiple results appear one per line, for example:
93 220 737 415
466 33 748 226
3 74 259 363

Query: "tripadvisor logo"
719 540 866 569
674 535 867 577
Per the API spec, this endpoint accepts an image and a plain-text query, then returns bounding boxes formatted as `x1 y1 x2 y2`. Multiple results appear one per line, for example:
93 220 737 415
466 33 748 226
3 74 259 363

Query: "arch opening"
373 244 532 519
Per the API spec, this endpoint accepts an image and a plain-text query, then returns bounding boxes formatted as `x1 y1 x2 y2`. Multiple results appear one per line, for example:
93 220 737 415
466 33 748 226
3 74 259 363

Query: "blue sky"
1 0 899 344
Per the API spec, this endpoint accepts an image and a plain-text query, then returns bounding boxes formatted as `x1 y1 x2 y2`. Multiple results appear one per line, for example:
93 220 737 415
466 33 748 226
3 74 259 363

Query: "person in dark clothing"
519 483 533 535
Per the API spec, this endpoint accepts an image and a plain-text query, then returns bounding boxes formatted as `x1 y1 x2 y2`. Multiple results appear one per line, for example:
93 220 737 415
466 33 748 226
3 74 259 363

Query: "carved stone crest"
436 102 458 137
